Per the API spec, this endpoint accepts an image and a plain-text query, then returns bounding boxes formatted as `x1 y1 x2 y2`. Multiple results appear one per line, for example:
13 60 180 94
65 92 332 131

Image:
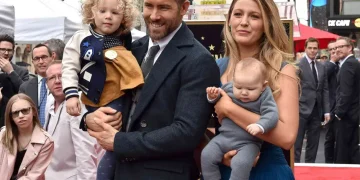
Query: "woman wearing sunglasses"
0 93 54 180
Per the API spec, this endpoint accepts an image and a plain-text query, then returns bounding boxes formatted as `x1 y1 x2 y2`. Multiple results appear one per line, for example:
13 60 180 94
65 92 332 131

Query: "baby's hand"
66 97 81 116
246 124 262 136
206 87 221 100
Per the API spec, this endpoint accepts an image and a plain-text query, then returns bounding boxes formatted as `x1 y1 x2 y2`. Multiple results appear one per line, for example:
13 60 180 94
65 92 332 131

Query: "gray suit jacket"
19 77 38 107
298 57 330 118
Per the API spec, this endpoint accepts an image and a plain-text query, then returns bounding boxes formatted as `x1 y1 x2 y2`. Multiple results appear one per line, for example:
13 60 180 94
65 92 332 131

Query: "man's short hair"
305 37 319 48
32 43 53 60
43 38 65 60
0 34 15 50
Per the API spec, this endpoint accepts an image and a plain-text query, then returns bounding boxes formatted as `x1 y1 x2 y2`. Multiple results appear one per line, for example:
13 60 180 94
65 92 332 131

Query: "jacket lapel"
129 22 193 129
29 78 39 107
47 103 64 136
18 126 46 175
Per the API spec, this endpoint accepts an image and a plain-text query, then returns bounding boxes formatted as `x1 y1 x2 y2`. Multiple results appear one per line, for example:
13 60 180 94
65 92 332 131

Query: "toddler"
201 58 279 180
61 0 143 179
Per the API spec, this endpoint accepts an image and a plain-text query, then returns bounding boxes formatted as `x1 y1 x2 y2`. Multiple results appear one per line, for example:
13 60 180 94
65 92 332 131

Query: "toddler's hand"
206 87 221 100
66 97 81 116
246 124 262 136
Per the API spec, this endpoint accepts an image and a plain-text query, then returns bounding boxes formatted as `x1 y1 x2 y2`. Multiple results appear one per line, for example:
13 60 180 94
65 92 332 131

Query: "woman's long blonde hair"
82 0 138 35
1 94 41 154
223 0 294 96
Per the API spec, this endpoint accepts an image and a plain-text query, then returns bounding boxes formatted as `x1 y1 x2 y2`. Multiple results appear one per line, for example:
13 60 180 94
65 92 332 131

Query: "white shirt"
305 54 318 77
339 54 354 68
146 23 182 64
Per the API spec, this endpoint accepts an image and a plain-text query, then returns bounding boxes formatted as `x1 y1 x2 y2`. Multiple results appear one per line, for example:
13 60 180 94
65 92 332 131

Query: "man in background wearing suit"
0 34 29 126
83 0 220 179
323 41 340 163
295 37 330 163
19 44 54 127
334 36 360 164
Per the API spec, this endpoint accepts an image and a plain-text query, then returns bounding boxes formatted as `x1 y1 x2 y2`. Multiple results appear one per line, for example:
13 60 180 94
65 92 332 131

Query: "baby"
201 58 279 180
61 0 143 179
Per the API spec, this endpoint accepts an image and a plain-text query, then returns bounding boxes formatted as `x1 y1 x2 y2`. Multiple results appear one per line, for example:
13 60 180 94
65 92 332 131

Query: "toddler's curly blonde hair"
82 0 138 35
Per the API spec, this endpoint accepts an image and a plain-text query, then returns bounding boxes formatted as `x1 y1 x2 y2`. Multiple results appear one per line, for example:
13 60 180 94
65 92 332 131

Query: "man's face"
305 41 319 60
143 0 189 41
0 41 14 60
335 39 352 60
32 46 54 77
327 42 338 62
46 64 64 98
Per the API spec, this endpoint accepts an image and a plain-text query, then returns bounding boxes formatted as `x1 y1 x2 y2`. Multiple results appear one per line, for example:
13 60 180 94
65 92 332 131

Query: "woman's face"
11 99 34 130
229 0 264 47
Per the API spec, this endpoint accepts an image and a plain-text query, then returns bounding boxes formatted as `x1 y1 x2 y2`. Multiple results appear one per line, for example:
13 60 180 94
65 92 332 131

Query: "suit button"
97 89 101 93
94 98 99 102
140 120 147 128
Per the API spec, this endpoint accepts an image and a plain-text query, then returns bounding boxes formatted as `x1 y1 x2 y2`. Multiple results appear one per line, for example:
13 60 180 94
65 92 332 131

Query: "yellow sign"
354 18 360 28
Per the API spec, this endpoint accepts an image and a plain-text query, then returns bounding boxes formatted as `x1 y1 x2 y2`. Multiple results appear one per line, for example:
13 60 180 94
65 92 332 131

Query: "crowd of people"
0 0 358 179
295 36 360 164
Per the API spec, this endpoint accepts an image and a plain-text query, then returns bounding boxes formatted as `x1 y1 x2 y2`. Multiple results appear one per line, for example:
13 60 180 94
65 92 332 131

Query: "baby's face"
93 0 124 35
232 73 265 103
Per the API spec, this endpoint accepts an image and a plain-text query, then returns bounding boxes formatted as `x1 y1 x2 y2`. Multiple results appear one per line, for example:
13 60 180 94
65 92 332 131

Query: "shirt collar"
305 54 316 64
147 23 182 52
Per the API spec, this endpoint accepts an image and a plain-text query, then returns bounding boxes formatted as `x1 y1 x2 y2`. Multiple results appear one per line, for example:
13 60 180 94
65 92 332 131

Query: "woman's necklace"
18 137 31 151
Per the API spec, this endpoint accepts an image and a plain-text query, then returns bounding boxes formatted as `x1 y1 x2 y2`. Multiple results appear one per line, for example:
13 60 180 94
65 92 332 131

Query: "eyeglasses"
47 74 62 83
11 107 31 118
328 47 336 51
335 44 350 49
33 55 49 62
0 48 13 54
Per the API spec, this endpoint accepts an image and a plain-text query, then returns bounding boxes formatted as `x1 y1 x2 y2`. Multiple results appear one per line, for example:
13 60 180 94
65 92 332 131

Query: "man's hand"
88 119 118 151
85 107 122 132
0 57 14 74
246 124 262 136
66 97 81 116
0 88 2 102
324 114 330 124
206 87 221 100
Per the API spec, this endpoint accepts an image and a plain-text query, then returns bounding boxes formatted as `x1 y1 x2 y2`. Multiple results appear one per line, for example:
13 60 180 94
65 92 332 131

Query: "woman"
0 93 54 180
214 0 299 179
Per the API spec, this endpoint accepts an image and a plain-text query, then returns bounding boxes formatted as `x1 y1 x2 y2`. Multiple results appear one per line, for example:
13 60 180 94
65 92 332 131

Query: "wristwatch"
335 114 341 121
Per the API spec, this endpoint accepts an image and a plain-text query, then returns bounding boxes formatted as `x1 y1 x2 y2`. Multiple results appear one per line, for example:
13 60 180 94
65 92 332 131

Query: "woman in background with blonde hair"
211 0 299 179
0 93 54 180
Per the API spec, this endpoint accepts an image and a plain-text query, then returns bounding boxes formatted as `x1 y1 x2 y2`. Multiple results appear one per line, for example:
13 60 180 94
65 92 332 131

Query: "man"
295 37 330 163
334 37 360 164
323 41 340 163
19 44 54 126
320 51 329 63
0 34 29 126
83 0 219 179
44 60 99 179
43 38 65 60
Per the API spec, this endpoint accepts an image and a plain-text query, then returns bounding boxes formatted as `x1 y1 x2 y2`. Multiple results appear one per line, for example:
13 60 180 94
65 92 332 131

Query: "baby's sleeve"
256 87 279 133
62 31 84 100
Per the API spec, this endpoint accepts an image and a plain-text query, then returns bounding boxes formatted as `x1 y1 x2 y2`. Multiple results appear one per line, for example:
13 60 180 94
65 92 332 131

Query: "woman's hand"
222 150 237 167
214 89 233 124
222 150 260 167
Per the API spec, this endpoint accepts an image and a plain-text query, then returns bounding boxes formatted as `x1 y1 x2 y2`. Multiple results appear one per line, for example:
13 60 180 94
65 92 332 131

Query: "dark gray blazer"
298 57 330 118
113 22 220 180
19 77 38 107
9 62 29 90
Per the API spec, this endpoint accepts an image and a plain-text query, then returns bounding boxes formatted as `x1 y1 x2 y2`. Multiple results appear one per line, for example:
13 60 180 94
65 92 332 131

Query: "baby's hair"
82 0 137 35
234 57 268 82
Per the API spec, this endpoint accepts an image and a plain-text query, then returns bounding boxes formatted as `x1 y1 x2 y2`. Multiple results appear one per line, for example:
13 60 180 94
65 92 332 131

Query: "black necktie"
311 61 318 85
141 45 160 80
335 61 340 73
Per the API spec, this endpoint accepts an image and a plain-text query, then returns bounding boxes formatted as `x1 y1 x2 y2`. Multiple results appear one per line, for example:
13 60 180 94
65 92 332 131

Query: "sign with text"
328 17 360 29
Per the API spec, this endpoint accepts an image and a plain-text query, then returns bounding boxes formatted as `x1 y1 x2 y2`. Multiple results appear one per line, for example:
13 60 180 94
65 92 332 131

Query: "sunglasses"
11 107 31 118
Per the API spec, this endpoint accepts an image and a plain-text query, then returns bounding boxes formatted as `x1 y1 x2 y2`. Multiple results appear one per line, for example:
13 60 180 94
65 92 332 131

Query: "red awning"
294 24 339 52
